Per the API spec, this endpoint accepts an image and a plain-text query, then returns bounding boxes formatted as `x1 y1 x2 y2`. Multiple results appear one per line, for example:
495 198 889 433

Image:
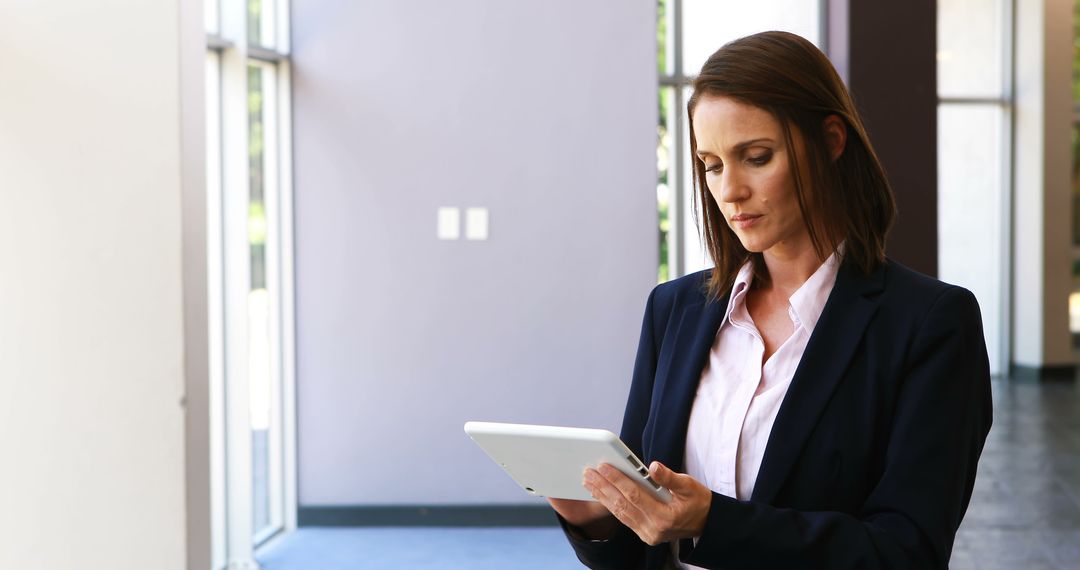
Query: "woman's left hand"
583 461 712 546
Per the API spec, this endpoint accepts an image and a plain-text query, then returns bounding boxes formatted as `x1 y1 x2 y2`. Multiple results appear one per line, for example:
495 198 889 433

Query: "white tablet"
464 421 672 503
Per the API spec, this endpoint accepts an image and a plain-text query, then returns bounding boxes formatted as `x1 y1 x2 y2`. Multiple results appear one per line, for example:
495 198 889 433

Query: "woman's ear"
823 115 847 161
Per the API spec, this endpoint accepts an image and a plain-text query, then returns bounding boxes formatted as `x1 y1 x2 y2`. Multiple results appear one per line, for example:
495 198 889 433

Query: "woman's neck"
759 239 828 297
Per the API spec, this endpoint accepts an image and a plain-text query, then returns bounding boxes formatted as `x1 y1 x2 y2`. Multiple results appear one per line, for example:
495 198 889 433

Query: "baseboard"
1009 363 1076 382
298 505 559 527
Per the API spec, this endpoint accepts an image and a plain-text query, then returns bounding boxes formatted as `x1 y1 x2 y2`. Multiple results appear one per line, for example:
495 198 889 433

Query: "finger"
584 467 629 507
650 461 695 496
649 461 681 489
592 464 677 546
648 461 671 482
584 466 645 530
597 463 663 510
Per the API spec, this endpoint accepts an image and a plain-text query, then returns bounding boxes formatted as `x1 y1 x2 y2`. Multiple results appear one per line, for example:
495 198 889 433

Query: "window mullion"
218 0 260 566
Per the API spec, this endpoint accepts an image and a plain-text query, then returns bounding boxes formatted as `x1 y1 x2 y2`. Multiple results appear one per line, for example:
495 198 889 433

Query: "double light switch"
437 207 488 241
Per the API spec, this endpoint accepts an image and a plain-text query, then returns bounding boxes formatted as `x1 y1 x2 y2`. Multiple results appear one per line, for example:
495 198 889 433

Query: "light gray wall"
292 0 658 505
0 0 189 567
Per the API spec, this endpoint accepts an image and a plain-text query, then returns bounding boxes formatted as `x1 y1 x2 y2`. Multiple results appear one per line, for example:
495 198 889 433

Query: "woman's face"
692 95 811 257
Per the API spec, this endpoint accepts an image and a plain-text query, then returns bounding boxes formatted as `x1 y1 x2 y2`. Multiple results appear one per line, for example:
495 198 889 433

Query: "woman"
549 31 992 569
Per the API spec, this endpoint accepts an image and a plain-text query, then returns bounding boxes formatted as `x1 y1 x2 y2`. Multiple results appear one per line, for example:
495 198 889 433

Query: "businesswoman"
549 31 992 569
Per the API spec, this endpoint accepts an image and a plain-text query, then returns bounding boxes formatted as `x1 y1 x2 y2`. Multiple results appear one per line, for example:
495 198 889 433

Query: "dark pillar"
827 0 938 277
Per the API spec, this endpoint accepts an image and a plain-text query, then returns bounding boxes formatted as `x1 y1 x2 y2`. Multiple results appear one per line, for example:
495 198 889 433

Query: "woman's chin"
736 236 769 253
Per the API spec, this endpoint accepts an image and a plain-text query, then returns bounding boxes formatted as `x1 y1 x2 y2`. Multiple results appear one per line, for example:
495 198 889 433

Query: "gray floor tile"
953 377 1080 570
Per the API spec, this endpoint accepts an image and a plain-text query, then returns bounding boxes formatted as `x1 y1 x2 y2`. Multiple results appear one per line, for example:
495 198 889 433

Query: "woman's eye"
704 163 722 173
748 152 772 166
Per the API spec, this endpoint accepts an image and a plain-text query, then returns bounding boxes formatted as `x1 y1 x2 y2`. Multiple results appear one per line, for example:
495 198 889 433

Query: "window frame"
205 0 297 566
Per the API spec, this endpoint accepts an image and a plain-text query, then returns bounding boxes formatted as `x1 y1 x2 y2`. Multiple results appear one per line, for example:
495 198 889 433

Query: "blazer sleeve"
680 286 993 569
558 286 662 570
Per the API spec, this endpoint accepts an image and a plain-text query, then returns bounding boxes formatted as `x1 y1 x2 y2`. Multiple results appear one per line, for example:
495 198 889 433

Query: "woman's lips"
730 214 762 229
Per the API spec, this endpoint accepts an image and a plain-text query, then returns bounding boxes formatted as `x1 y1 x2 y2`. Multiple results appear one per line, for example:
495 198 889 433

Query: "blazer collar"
645 260 886 502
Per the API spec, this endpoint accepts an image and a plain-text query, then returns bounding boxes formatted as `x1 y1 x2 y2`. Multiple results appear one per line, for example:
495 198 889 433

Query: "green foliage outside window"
1073 0 1080 101
249 64 267 290
249 0 263 45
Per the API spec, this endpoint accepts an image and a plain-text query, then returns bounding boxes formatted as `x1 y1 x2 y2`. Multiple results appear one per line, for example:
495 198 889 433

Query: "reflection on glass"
247 63 272 536
937 0 1004 98
681 0 819 75
937 104 1005 373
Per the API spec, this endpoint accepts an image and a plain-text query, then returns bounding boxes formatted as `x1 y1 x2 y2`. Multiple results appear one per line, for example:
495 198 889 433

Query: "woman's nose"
718 169 748 203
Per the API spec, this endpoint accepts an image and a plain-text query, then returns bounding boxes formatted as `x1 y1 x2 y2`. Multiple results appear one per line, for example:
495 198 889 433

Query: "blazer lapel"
750 261 886 504
647 293 728 471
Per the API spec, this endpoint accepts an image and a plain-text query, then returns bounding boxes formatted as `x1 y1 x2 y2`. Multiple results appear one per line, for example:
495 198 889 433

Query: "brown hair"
688 31 895 300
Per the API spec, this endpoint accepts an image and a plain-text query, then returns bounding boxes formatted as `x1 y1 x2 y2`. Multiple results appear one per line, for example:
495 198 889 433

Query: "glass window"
658 86 672 283
205 0 220 34
248 0 277 48
937 103 1007 375
207 0 294 562
937 0 1005 98
936 0 1010 374
247 62 272 535
679 85 709 274
247 61 284 541
681 0 820 75
659 0 822 281
657 0 671 282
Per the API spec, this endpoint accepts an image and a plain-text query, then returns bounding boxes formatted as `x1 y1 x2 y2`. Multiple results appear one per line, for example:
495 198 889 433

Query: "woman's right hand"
548 497 618 540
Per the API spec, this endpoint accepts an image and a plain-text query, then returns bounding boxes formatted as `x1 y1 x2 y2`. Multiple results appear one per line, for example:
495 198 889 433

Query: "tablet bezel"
464 421 672 503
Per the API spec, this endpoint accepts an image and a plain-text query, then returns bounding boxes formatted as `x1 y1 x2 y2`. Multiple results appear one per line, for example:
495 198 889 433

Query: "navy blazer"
561 259 993 569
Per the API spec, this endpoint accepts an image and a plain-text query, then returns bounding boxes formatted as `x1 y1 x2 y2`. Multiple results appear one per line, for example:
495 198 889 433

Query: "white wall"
292 0 658 505
0 1 190 568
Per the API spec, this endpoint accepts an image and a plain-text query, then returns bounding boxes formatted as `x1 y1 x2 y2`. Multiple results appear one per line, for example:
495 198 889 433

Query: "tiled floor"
258 378 1080 569
948 379 1080 569
257 527 583 569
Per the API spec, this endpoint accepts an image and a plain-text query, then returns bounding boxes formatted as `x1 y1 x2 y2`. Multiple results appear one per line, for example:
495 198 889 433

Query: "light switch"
466 207 489 240
437 207 460 240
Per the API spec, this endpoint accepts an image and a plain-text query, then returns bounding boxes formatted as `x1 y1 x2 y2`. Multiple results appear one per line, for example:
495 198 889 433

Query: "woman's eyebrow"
696 138 775 159
731 138 774 151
